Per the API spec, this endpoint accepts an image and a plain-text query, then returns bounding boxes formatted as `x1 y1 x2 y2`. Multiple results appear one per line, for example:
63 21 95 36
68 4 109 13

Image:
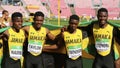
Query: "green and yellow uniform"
2 28 25 68
87 22 119 68
28 26 46 56
63 29 83 68
25 25 49 68
93 23 113 56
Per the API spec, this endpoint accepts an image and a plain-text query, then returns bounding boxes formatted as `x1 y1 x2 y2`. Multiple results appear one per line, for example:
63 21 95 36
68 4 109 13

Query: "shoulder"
44 27 50 34
22 25 30 29
76 29 82 32
22 26 30 33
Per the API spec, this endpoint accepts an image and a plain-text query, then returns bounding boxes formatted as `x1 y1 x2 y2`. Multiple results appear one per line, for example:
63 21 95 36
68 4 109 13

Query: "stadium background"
0 0 120 68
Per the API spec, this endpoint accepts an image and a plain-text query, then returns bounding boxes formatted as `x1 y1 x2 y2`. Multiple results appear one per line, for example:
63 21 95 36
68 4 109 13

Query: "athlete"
22 11 55 68
1 12 25 68
84 8 120 68
45 14 85 68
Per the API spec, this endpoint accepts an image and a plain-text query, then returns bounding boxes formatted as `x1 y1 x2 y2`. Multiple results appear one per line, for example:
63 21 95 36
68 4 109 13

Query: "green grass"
109 20 120 23
44 18 120 26
45 18 68 26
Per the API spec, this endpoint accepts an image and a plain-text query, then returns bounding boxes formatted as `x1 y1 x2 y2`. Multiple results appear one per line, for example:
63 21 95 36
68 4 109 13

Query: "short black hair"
98 8 108 14
11 12 23 21
69 14 79 22
34 11 44 18
2 10 8 14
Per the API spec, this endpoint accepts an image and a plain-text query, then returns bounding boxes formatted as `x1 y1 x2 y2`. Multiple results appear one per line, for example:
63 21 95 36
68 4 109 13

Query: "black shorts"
53 53 66 68
24 52 54 68
65 56 82 68
92 53 115 68
2 57 21 68
42 52 55 68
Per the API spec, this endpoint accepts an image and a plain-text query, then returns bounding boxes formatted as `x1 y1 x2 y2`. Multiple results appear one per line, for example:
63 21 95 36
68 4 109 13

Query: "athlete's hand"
61 26 67 32
115 58 120 68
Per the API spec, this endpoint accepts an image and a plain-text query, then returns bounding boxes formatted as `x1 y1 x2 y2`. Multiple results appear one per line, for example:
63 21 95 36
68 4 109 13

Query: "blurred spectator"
0 10 11 28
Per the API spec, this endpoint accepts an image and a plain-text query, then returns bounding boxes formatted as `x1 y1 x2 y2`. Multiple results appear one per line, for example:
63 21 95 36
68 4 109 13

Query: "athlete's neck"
68 28 76 33
33 24 41 31
67 26 76 33
99 23 108 28
12 26 20 33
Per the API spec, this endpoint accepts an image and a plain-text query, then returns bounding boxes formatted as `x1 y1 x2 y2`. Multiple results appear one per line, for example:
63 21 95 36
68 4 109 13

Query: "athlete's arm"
55 31 65 48
43 44 58 51
42 28 57 50
0 30 9 49
22 26 29 37
46 28 55 40
115 58 120 68
114 27 120 45
0 30 8 39
43 30 65 50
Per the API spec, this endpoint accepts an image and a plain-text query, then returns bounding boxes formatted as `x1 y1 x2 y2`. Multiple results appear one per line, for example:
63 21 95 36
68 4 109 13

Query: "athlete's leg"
42 52 55 68
53 53 66 68
3 57 21 68
65 58 74 68
3 57 13 68
92 57 102 68
24 53 34 68
36 62 43 68
75 57 82 68
103 54 115 68
65 56 82 68
14 60 21 68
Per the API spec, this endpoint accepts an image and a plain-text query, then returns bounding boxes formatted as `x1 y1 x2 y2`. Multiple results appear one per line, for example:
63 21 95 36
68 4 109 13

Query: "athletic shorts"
2 57 21 68
64 56 82 68
24 52 54 68
92 53 115 68
53 53 66 68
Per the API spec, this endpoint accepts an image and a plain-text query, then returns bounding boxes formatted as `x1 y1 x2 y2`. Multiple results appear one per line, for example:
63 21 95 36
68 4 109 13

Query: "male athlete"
85 8 120 68
22 11 55 68
45 14 85 68
1 12 25 68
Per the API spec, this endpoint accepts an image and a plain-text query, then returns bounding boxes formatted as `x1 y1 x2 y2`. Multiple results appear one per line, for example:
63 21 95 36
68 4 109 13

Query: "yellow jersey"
28 25 46 56
63 29 82 60
93 24 113 56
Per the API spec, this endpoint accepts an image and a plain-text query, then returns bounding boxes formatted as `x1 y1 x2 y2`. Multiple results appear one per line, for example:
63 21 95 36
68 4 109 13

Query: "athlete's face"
12 17 23 30
68 19 79 33
34 16 44 29
97 12 108 25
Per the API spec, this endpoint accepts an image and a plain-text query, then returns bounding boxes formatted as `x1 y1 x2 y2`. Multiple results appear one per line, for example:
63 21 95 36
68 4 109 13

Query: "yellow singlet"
8 28 25 60
28 26 46 56
63 29 82 60
93 23 113 56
